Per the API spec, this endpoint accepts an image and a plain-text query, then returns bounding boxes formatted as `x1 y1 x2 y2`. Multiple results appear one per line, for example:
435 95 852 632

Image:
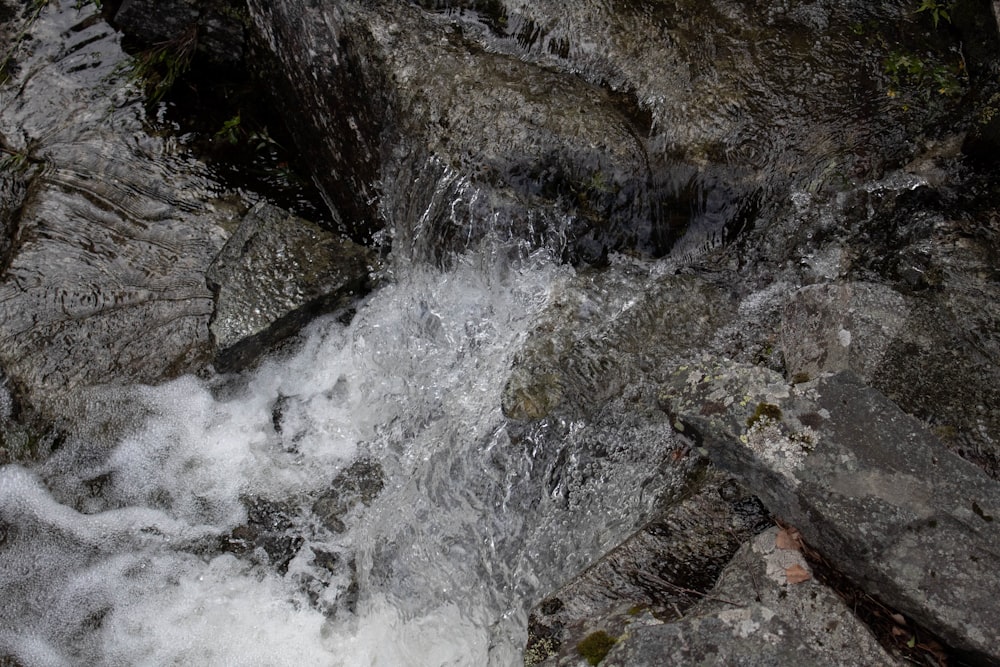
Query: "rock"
311 458 385 534
0 0 235 422
603 527 896 667
503 268 735 422
206 202 376 372
525 467 770 666
247 0 659 261
661 362 1000 663
780 282 908 383
244 0 962 262
219 496 303 574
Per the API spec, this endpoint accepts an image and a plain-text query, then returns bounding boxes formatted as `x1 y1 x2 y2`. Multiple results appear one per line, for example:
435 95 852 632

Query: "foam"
0 254 573 666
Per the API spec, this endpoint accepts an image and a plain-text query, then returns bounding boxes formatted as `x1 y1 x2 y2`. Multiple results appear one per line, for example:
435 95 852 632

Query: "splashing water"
0 247 684 666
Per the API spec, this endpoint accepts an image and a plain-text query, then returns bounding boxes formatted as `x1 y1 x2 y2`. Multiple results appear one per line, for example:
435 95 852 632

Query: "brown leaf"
785 563 811 584
775 527 802 551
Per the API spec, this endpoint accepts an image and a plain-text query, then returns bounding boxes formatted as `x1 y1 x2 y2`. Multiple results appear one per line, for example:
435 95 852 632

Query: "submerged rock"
311 457 385 534
207 202 376 372
661 362 1000 664
503 267 736 422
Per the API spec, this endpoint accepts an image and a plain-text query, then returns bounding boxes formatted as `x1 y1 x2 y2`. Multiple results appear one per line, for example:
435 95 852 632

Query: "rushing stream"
3 250 682 665
0 3 686 665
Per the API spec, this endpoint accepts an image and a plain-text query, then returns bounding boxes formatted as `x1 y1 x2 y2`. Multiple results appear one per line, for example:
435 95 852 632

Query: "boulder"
502 269 735 422
244 0 959 263
660 362 1000 664
0 0 234 421
247 0 657 262
780 282 908 383
207 202 376 372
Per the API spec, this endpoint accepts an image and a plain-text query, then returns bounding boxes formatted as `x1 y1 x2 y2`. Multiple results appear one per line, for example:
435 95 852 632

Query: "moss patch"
577 630 617 666
747 402 783 428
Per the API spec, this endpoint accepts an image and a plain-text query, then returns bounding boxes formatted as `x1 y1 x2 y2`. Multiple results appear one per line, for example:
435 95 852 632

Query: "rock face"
603 527 896 667
0 2 232 421
661 363 1000 664
244 0 938 263
207 202 376 371
502 269 736 422
780 282 909 383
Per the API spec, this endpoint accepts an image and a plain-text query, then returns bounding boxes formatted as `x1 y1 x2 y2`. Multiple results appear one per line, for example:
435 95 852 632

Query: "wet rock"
238 0 971 265
780 282 908 383
603 527 895 667
312 458 385 534
503 268 735 422
220 496 303 574
247 0 657 261
207 202 375 372
525 467 770 666
0 1 243 423
661 362 1000 664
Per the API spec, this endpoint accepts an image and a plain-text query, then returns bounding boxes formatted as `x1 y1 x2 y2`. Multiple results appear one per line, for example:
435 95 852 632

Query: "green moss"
747 402 782 428
577 630 617 666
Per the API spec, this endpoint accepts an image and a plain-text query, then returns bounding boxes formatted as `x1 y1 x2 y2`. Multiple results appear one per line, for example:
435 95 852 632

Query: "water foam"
0 252 573 666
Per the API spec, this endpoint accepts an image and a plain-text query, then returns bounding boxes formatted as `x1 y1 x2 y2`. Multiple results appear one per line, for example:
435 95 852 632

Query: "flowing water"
0 4 686 665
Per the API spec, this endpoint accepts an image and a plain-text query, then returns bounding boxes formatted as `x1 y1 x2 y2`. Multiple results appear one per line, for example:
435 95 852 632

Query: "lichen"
577 630 617 666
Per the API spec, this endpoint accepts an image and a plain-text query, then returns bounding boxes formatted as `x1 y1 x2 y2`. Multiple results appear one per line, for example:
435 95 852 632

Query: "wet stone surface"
207 202 376 372
603 527 896 667
525 467 770 666
661 362 1000 664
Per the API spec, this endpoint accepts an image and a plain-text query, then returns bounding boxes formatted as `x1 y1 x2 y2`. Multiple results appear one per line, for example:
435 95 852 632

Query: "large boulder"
0 1 233 422
661 361 1000 664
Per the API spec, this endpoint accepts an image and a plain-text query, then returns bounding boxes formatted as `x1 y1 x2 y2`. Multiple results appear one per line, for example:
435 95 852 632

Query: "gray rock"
661 362 1000 663
311 458 385 534
525 467 770 666
245 0 959 262
207 202 375 371
503 269 735 422
781 282 908 383
0 1 234 421
604 527 895 667
247 0 656 261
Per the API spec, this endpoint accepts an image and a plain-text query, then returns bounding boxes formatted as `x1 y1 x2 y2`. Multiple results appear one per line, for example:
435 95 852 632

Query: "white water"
0 246 682 666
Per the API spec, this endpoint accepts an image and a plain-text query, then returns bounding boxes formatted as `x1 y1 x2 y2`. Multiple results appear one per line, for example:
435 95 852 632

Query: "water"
1 242 689 665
